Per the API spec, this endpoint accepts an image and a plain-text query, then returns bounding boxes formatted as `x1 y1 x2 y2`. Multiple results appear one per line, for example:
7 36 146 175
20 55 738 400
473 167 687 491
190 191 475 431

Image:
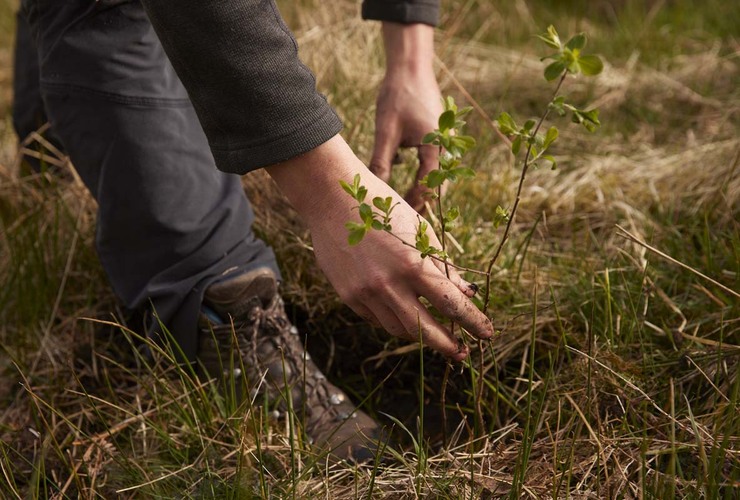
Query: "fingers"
360 292 470 362
369 126 400 182
350 302 382 328
346 264 488 361
419 271 493 342
400 298 470 361
417 143 440 183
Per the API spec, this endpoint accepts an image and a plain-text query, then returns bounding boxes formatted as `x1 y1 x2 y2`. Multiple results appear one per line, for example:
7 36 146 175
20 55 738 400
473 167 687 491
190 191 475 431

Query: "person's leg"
12 11 44 142
16 0 382 462
17 0 278 360
12 11 65 174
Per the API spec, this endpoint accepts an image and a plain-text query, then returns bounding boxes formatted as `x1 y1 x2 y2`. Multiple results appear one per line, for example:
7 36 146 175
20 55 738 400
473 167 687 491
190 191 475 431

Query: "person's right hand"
266 135 493 361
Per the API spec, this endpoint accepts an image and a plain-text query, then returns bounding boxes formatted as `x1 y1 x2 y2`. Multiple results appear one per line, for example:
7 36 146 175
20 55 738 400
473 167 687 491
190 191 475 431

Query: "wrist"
265 135 370 225
382 22 435 76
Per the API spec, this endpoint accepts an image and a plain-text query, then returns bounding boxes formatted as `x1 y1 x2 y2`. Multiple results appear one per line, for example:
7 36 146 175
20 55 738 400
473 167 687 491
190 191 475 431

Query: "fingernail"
459 279 478 297
452 344 469 362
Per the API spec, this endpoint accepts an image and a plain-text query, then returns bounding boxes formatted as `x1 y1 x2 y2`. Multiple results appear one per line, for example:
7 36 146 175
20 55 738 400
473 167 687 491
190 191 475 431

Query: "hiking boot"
196 267 382 463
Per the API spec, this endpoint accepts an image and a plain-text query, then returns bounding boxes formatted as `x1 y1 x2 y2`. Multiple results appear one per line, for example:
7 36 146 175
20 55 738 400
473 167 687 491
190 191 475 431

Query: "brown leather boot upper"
197 267 382 463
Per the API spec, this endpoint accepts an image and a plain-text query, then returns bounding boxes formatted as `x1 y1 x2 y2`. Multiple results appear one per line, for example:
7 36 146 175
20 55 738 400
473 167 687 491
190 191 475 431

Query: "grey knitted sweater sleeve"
141 0 439 174
362 0 440 26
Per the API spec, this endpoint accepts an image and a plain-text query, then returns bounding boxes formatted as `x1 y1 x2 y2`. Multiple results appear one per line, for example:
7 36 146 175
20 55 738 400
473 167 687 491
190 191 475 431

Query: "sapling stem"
482 72 567 317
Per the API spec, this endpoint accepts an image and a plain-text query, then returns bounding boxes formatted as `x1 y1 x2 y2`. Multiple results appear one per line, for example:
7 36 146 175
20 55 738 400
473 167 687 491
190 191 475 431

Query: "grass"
1 0 739 497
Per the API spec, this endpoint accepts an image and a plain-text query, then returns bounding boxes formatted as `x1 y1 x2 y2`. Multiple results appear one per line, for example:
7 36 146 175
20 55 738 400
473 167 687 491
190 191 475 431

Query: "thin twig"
385 230 488 275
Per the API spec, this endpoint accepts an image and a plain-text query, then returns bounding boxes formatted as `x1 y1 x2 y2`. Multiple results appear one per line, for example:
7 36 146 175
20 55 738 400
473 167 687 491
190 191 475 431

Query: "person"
13 0 493 462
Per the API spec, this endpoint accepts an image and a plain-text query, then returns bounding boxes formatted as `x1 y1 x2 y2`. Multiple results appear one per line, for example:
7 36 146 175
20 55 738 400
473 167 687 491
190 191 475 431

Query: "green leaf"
438 110 456 132
512 135 522 155
536 25 561 49
445 206 460 222
422 132 439 145
564 51 581 74
583 109 600 123
451 167 476 179
359 203 374 225
423 169 448 189
578 55 603 76
356 186 367 203
415 231 430 252
348 226 367 246
496 112 518 135
457 106 474 117
493 205 510 229
549 96 567 116
572 108 601 132
522 119 536 132
544 60 567 81
542 154 557 170
438 152 460 170
345 221 367 245
371 220 384 231
372 196 390 212
428 247 447 260
543 126 559 149
339 179 354 197
565 33 586 51
444 95 457 112
449 135 476 153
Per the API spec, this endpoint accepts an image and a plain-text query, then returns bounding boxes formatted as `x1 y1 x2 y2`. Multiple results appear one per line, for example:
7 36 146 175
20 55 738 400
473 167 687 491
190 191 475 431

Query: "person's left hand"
369 23 444 213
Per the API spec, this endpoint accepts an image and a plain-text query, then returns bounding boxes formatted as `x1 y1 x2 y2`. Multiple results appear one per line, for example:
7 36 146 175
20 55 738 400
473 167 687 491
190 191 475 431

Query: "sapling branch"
383 228 487 276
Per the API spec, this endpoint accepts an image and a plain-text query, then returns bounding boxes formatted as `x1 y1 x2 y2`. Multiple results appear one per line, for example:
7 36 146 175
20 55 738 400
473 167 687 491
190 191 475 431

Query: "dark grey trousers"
14 0 280 361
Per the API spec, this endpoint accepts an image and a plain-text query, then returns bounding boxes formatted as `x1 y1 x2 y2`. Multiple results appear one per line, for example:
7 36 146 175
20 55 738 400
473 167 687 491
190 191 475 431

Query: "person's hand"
266 136 493 361
369 23 444 213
